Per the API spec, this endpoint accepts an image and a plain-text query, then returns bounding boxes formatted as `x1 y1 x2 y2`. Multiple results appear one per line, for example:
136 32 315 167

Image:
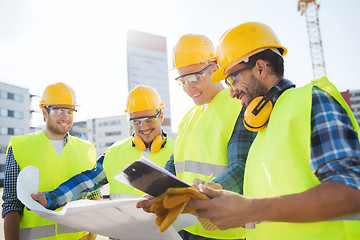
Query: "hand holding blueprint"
17 166 198 240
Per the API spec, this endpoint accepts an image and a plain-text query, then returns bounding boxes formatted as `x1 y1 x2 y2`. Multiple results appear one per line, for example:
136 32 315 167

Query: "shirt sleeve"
165 154 176 176
212 107 257 194
2 146 25 218
310 87 360 190
45 153 108 210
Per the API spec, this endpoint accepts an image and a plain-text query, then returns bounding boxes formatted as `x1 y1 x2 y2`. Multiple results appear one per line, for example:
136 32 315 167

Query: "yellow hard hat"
125 85 165 114
39 82 77 109
171 34 216 70
211 22 287 83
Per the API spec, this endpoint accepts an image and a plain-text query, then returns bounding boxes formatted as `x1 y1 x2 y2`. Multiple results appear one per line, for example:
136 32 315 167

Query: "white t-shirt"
49 139 64 157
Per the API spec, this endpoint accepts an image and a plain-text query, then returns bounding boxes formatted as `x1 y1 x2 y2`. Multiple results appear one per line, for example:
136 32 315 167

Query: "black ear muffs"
243 79 295 132
132 132 167 153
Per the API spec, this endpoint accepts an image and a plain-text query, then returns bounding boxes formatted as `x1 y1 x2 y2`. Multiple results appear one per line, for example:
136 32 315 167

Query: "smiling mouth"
141 129 153 135
236 91 245 100
58 122 68 126
193 92 201 98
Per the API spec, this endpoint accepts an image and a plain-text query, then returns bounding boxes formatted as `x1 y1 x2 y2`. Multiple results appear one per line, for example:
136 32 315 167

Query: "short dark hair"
247 49 284 78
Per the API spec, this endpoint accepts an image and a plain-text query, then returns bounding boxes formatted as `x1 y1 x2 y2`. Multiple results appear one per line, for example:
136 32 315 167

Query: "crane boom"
298 0 326 79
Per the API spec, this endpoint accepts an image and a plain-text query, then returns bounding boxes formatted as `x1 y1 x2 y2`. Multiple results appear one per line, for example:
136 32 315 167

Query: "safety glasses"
47 107 77 117
129 110 161 127
175 64 213 86
225 64 255 90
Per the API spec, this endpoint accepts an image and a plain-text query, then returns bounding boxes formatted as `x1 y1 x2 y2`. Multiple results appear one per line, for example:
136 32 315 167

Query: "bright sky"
1 0 359 131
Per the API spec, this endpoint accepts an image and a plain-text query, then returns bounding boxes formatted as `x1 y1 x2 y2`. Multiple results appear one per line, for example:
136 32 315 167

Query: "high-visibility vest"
244 77 360 240
103 136 175 199
175 88 245 239
11 131 96 240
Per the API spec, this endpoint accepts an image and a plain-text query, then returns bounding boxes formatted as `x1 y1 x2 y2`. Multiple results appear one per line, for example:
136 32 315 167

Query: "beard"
243 74 269 107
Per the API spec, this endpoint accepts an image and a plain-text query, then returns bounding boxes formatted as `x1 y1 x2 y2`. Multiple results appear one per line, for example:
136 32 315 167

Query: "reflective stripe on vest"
103 136 175 198
244 77 360 240
11 131 96 240
174 161 229 176
20 225 56 239
174 88 245 239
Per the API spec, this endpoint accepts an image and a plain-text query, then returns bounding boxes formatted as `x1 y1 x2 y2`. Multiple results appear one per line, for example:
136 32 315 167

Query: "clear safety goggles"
47 107 77 117
129 110 161 127
175 64 213 87
224 63 255 90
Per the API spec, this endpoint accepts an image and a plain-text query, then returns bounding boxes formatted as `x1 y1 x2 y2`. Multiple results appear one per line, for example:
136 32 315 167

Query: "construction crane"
298 0 326 79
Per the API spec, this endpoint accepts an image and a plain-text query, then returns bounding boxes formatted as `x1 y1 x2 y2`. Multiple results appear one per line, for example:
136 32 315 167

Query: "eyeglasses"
175 64 213 86
225 64 255 90
129 110 161 127
47 107 77 117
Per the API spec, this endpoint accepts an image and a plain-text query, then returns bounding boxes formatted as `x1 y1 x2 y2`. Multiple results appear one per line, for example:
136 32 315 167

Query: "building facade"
349 89 360 127
70 115 130 157
0 82 31 187
127 30 173 136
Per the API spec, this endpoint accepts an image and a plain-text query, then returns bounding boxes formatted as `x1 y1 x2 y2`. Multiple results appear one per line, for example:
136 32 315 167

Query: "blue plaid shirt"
18 86 360 211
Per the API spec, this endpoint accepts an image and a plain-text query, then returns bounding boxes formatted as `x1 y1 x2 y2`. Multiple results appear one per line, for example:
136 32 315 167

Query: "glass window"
0 108 7 117
7 92 14 100
14 94 23 102
14 111 23 119
0 90 6 99
8 128 14 135
8 110 14 118
0 127 7 135
105 131 121 136
14 128 23 135
0 145 7 154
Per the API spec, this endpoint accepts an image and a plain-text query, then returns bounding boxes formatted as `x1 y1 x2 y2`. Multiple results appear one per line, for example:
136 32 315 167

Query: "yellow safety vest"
11 131 96 240
244 77 360 240
103 136 175 199
175 88 245 239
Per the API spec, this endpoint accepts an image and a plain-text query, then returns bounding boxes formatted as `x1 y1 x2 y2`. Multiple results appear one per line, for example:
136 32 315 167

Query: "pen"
206 173 214 183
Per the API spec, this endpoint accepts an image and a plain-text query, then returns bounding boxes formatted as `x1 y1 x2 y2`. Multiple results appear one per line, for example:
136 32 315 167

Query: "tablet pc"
114 156 192 197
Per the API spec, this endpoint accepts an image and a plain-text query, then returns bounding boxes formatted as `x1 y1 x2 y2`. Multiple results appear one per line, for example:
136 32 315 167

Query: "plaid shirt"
1 135 102 217
25 86 360 211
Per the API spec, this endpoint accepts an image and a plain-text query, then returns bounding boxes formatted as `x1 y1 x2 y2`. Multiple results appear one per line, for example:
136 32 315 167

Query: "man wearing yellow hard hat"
2 82 99 239
31 85 175 210
138 34 256 240
188 22 360 239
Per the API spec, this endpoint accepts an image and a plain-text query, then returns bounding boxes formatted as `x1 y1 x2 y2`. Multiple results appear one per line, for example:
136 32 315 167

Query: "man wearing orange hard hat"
187 22 360 240
2 82 99 240
31 85 175 211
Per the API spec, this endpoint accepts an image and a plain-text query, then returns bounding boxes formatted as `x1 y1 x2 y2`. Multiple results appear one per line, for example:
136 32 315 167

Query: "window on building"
14 111 23 119
8 128 14 135
14 128 23 135
99 142 115 148
0 127 6 135
105 131 121 136
14 93 23 102
8 110 14 117
0 108 7 117
7 92 14 100
0 145 7 154
0 90 6 99
98 120 121 127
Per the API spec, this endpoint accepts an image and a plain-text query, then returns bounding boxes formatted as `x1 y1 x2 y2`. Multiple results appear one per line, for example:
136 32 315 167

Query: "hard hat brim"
211 68 225 83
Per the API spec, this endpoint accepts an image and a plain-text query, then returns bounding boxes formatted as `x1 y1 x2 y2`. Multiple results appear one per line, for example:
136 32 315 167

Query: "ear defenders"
132 132 167 153
243 79 295 132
